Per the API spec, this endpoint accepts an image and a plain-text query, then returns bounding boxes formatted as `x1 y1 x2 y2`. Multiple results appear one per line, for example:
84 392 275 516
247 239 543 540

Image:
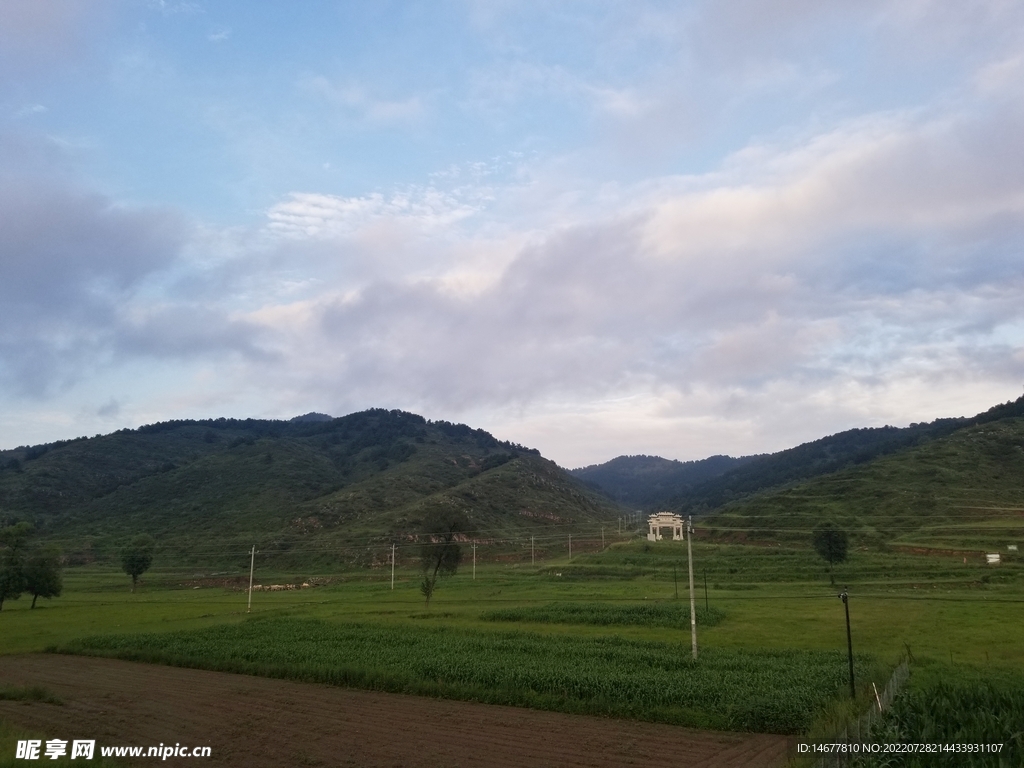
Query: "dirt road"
0 655 789 767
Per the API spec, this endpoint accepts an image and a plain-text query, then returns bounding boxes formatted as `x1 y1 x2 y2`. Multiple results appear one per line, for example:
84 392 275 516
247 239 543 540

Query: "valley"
2 398 1023 765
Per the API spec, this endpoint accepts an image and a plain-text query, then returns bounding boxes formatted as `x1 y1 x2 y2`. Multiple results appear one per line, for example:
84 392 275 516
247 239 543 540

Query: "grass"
56 616 862 734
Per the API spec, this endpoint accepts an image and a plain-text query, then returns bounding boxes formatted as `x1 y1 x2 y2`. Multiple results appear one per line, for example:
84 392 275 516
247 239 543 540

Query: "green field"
480 600 726 628
2 536 1022 746
854 673 1024 767
58 617 859 733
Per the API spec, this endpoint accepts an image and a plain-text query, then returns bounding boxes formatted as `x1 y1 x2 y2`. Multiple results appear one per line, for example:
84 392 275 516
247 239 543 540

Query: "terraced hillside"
702 415 1024 553
575 396 1024 515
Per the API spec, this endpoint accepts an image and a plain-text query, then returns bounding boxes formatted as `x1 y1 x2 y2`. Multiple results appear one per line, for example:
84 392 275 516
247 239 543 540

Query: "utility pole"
391 543 395 590
618 517 621 534
687 516 697 660
601 527 605 549
473 542 477 580
531 535 535 566
568 534 572 562
704 568 709 612
247 545 256 614
839 588 855 699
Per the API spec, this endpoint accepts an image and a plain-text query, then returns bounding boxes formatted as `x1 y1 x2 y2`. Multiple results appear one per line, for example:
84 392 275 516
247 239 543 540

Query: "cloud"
3 0 1023 463
0 0 112 77
265 189 479 241
13 104 47 119
0 166 189 394
189 82 1020 462
149 1 202 16
299 76 426 124
96 398 121 418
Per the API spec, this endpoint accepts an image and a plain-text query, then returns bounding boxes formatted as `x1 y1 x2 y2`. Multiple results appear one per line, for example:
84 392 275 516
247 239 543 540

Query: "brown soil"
0 655 790 768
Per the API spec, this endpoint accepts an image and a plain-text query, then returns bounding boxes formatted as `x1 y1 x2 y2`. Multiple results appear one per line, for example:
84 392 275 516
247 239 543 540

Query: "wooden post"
840 588 855 699
473 542 477 580
687 516 697 660
247 545 255 613
568 534 572 562
531 535 535 566
391 543 395 590
601 527 605 549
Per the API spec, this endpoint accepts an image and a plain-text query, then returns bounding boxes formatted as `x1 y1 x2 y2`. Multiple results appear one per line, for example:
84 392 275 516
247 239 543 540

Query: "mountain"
702 404 1024 552
289 412 334 423
572 396 1024 515
670 417 970 513
0 410 623 568
570 454 752 508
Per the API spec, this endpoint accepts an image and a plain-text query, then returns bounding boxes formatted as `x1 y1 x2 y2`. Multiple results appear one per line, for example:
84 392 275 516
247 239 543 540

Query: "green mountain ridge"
570 453 754 507
576 396 1024 514
4 396 1023 568
0 410 623 568
703 412 1024 553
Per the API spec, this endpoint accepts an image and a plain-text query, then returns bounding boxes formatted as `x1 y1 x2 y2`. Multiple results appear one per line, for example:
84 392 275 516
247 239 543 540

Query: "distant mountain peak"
290 412 334 423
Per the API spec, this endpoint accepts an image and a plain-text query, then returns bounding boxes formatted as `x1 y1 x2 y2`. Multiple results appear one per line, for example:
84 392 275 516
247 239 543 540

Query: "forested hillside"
570 454 751 507
577 396 1024 513
0 410 622 568
703 413 1024 553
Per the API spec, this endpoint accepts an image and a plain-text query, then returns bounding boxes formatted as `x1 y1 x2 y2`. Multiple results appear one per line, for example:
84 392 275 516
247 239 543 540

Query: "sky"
1 0 1023 468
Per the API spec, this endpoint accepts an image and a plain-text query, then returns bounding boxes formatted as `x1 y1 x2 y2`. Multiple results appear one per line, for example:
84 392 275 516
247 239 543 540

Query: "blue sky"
2 0 1023 467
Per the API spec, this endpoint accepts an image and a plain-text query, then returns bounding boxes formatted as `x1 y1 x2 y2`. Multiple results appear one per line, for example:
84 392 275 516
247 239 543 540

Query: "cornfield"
852 680 1024 768
480 601 726 628
59 617 861 734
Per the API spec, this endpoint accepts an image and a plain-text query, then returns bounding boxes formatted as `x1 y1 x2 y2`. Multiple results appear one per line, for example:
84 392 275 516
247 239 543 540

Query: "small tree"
812 523 848 585
24 544 63 608
419 513 467 606
121 534 155 593
0 522 32 611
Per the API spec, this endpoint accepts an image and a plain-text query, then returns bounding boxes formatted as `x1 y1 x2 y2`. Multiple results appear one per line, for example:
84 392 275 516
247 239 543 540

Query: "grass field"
2 538 1022 744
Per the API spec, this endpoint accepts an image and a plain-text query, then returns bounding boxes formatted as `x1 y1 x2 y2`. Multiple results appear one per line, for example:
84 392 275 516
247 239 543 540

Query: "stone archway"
647 512 684 541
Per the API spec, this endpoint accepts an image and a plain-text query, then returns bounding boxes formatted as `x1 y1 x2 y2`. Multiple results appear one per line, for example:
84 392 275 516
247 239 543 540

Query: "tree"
0 522 32 611
121 534 155 592
419 513 468 605
24 544 63 608
812 523 849 585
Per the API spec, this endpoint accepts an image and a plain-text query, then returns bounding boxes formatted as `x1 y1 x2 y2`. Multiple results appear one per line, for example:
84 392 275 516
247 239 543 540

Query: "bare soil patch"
0 655 788 767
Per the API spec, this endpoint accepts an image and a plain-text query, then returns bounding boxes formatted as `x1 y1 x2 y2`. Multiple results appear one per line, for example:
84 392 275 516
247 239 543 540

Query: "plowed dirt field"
0 655 789 767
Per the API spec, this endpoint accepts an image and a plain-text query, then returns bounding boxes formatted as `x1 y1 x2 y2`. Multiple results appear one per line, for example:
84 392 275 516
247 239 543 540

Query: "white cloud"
207 88 1022 463
299 76 425 124
265 189 480 241
14 104 47 118
3 0 1024 464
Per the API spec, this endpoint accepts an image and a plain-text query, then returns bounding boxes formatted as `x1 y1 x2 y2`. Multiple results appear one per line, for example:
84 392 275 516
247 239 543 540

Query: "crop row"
58 617 861 733
480 601 726 628
853 680 1024 767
